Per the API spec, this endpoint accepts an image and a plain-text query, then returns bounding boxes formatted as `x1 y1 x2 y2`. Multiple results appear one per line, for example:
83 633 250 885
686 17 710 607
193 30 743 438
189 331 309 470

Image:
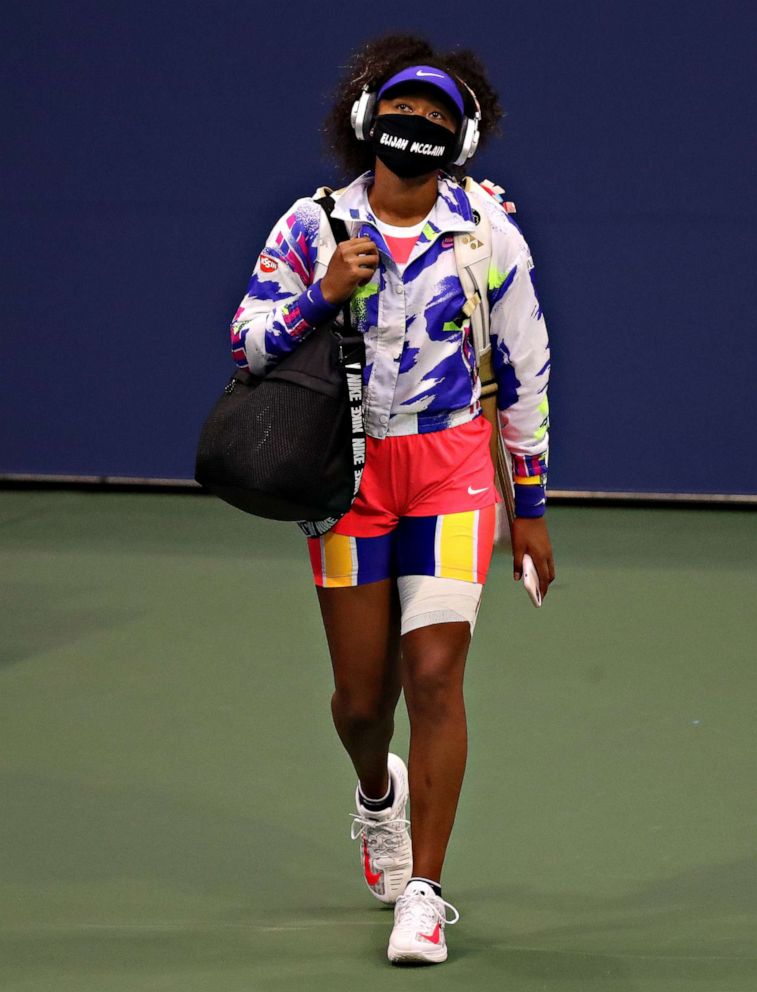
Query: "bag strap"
454 177 493 364
314 191 353 333
298 191 366 539
314 190 349 243
453 175 517 368
454 177 517 538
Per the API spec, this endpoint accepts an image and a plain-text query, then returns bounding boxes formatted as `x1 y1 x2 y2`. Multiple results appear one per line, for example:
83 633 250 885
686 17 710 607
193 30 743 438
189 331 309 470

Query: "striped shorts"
308 505 497 588
307 418 498 588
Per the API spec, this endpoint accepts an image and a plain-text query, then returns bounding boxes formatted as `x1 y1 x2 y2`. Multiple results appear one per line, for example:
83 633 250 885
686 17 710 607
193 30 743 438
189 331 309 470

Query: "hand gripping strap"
297 192 366 539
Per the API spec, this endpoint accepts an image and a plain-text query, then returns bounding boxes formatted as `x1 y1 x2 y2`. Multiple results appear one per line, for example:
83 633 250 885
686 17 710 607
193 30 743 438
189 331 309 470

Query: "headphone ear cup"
350 88 376 141
450 119 467 166
467 120 481 159
452 117 480 167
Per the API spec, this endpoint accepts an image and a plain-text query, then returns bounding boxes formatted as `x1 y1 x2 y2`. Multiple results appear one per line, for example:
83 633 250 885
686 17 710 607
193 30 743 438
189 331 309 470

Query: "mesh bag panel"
196 377 354 519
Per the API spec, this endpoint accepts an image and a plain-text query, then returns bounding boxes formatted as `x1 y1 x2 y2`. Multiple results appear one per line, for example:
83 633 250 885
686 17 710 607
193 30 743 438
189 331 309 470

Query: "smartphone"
522 553 542 608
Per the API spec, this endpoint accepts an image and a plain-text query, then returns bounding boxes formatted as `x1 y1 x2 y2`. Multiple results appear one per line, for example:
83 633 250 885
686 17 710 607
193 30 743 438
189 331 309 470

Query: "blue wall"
3 0 756 493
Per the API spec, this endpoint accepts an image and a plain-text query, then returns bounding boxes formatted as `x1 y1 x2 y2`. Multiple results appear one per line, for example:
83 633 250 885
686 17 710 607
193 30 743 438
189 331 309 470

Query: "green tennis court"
1 491 755 991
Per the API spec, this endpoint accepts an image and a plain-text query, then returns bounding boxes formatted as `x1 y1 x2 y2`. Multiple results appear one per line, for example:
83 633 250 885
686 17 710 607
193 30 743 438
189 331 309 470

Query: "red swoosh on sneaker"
362 838 382 886
418 923 441 944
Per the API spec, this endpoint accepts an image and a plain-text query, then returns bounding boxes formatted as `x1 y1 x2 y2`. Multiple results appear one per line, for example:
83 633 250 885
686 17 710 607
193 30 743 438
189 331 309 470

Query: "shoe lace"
395 890 460 928
349 813 411 858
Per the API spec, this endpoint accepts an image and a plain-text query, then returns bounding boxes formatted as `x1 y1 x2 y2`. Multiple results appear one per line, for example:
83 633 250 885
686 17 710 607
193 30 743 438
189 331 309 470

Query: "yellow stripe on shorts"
434 510 479 582
321 532 358 588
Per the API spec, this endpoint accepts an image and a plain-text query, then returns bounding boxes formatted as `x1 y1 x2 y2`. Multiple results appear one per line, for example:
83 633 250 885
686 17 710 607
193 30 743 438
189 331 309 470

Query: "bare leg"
316 579 402 798
401 620 471 884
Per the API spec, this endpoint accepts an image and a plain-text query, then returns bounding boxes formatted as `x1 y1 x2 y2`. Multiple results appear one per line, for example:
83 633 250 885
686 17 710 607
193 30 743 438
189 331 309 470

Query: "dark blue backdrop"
3 0 756 493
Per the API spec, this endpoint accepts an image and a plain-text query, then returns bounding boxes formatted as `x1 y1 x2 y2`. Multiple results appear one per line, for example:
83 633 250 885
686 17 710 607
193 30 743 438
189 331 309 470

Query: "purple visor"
376 65 465 119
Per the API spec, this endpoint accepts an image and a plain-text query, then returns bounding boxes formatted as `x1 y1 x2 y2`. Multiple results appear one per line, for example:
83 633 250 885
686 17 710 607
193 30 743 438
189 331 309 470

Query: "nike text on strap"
297 347 366 538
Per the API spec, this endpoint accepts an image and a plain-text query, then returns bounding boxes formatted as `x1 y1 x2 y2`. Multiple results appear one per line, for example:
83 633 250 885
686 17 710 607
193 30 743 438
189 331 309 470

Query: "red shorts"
307 416 499 588
334 415 499 538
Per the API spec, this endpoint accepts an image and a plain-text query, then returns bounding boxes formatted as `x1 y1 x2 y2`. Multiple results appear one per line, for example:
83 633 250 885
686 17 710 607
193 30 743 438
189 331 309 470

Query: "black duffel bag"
195 196 366 537
194 323 365 534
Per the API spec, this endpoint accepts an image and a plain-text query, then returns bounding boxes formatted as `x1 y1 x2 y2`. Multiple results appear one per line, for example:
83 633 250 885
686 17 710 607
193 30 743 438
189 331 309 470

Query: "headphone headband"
452 73 482 121
449 73 482 166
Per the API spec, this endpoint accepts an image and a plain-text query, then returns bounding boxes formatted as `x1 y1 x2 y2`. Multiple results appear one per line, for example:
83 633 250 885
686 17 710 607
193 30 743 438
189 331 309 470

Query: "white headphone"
349 73 482 167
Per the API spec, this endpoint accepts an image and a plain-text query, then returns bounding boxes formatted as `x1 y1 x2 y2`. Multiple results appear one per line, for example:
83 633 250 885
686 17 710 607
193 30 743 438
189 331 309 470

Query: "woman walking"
230 34 554 964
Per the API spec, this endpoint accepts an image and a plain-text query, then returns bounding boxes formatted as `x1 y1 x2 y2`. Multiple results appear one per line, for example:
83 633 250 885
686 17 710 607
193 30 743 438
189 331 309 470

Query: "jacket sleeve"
230 197 340 375
487 223 551 517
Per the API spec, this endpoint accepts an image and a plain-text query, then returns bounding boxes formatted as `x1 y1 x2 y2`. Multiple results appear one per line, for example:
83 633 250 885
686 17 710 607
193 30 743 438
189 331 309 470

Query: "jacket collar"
330 170 477 236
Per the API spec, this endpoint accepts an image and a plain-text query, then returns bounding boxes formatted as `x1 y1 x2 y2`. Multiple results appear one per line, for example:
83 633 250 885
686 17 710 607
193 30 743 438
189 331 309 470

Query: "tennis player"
231 33 554 964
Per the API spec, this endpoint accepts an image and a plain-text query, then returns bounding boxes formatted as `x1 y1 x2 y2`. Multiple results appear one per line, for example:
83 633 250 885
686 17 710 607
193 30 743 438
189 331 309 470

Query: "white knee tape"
397 575 484 636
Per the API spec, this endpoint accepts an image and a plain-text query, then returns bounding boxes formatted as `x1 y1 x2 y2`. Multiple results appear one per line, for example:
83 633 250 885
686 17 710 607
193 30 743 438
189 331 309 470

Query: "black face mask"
370 114 457 178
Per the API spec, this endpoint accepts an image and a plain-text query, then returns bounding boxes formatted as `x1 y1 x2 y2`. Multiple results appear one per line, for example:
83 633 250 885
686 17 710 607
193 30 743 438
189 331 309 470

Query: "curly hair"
322 34 505 182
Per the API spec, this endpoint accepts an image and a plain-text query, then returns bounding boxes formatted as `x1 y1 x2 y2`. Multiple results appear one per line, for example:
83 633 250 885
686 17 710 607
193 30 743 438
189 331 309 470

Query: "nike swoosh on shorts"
467 486 489 495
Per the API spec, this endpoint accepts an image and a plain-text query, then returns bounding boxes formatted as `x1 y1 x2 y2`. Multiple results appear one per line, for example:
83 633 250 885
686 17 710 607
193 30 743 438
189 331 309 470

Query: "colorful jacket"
230 170 550 515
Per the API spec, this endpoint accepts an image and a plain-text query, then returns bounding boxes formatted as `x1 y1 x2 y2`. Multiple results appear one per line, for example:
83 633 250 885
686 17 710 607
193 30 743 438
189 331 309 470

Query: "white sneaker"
387 880 460 964
349 753 413 904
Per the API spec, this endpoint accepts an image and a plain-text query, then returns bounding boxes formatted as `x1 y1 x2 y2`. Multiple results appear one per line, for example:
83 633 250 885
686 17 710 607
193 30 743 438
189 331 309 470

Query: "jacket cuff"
298 280 341 327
